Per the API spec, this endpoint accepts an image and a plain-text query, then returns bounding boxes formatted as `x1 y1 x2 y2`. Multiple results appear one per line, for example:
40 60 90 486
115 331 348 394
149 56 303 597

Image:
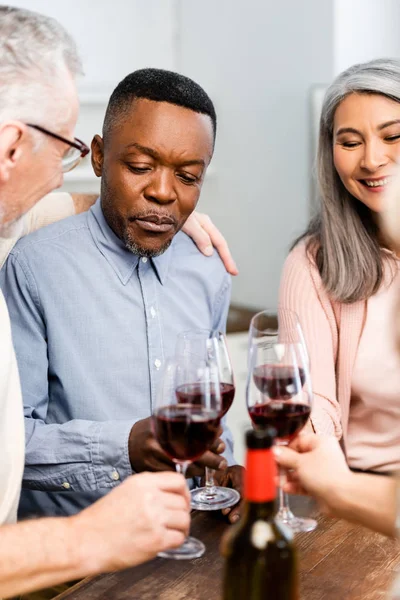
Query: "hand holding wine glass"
246 308 317 533
152 356 222 559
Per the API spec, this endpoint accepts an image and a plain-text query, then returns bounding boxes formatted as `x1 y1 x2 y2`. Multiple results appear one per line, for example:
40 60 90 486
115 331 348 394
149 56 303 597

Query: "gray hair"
295 58 400 303
0 5 82 125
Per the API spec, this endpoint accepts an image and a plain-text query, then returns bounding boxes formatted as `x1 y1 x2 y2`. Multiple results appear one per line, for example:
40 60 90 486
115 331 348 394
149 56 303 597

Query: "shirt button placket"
138 258 162 411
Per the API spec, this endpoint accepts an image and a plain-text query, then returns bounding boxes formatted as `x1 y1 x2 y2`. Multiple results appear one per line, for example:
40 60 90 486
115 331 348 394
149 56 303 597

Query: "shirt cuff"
91 420 134 488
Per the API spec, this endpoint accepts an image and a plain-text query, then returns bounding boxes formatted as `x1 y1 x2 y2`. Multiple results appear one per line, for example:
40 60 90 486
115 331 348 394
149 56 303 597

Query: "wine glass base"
190 486 241 511
157 536 205 560
276 508 317 534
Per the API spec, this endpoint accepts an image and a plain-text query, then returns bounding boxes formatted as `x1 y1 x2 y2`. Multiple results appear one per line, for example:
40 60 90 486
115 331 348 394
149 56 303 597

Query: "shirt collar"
88 198 172 285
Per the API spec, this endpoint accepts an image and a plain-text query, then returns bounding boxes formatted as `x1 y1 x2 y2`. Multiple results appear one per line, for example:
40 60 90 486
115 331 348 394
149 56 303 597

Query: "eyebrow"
125 142 206 167
335 119 400 137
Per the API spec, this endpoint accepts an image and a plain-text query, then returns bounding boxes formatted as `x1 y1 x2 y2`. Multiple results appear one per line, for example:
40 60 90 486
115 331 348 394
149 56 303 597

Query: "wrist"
70 511 108 577
323 469 355 518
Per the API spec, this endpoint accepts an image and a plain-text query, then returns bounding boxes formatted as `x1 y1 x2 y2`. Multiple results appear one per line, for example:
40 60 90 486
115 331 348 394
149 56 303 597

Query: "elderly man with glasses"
0 6 195 598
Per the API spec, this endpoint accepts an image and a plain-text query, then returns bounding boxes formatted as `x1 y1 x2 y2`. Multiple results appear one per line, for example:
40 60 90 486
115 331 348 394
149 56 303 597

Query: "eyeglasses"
27 124 90 173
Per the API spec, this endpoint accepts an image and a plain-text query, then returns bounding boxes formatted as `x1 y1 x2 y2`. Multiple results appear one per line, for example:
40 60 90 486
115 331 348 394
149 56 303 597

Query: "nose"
144 168 176 204
360 140 388 172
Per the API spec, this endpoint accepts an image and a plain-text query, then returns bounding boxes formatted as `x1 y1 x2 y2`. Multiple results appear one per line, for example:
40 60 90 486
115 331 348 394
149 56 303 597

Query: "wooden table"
55 498 400 600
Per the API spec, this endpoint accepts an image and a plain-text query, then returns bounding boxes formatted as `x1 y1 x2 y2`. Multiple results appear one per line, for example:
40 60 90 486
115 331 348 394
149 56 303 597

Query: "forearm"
0 516 93 598
329 473 397 537
24 418 133 491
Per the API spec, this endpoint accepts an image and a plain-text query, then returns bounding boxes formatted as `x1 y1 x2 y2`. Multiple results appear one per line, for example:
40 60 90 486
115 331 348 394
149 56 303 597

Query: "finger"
164 508 191 534
186 463 205 478
148 471 191 498
199 217 239 276
272 446 301 470
196 214 238 274
209 437 225 454
228 505 242 524
282 481 306 496
287 433 320 453
162 491 191 512
182 217 214 256
161 529 187 550
189 212 239 275
195 451 228 471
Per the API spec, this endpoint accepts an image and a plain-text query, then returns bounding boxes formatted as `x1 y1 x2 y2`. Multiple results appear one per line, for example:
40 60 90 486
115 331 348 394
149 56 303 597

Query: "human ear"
91 134 104 177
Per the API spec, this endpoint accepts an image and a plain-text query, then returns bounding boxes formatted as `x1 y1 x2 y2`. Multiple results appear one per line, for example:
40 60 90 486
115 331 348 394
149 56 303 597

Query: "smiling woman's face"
333 92 400 213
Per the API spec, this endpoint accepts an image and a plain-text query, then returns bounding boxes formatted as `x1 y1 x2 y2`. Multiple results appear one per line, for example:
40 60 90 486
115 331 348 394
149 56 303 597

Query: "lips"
131 214 176 234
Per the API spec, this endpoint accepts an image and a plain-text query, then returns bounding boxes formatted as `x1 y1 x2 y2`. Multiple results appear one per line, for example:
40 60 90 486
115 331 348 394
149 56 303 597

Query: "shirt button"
154 359 162 369
150 306 157 318
62 482 71 489
141 257 148 263
111 470 120 481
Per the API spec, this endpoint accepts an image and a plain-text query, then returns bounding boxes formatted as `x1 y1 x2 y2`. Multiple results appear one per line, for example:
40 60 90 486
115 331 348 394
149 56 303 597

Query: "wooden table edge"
54 575 101 599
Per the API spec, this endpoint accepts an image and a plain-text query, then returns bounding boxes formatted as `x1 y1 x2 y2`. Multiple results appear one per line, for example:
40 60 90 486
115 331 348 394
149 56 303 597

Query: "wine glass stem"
175 461 189 477
204 466 217 498
278 465 293 519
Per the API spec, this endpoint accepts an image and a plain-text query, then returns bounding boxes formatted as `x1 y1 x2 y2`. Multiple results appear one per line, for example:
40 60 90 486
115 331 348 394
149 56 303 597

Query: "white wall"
7 0 177 88
334 0 400 75
178 0 334 308
8 0 335 308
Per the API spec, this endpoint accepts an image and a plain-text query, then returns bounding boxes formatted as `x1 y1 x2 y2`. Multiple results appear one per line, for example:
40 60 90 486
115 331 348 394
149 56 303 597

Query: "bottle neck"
244 447 277 505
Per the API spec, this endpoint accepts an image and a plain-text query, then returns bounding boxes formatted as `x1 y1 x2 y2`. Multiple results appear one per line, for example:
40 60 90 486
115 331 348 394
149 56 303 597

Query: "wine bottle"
221 427 298 599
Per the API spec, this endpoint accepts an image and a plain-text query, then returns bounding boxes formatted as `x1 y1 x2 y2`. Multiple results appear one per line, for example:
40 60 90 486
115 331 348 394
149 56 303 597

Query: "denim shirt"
0 199 233 517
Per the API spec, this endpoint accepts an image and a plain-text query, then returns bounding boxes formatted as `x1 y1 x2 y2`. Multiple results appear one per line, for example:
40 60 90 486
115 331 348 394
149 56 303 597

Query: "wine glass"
152 356 222 559
176 329 240 511
246 308 317 533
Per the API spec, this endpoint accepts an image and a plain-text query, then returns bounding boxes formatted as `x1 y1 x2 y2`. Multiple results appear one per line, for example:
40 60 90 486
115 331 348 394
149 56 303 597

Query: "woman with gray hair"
280 58 400 475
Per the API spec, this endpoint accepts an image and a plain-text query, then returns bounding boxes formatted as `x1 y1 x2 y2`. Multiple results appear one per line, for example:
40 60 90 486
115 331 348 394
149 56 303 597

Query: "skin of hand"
273 433 351 515
182 212 238 275
128 417 228 476
215 465 245 523
71 193 98 214
74 471 190 573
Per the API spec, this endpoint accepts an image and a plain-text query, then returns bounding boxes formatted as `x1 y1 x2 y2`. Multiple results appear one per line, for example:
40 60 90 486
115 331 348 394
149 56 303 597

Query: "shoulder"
172 231 229 278
8 212 89 261
281 238 321 283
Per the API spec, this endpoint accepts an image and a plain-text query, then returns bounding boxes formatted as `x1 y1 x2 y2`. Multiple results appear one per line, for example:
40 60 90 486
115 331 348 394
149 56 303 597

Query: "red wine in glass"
153 404 221 461
176 382 235 417
253 364 305 399
248 401 311 443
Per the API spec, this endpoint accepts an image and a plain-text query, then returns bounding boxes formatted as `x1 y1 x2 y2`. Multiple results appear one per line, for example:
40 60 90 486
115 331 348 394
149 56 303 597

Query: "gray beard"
122 231 173 257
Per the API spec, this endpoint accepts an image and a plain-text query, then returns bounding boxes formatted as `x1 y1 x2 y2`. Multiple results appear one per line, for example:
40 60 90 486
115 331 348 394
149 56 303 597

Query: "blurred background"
9 0 400 308
9 0 400 460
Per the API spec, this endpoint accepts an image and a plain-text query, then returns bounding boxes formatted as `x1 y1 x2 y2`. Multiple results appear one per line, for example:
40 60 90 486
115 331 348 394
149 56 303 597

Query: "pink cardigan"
278 241 366 446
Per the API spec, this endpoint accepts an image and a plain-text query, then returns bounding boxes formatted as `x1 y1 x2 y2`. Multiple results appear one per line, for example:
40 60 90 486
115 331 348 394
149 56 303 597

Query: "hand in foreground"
129 417 228 475
215 465 245 523
182 212 238 275
74 471 190 573
273 434 350 515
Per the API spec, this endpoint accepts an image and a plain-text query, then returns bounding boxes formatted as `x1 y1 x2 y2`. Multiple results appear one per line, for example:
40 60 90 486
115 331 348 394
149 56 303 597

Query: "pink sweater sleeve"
278 243 342 438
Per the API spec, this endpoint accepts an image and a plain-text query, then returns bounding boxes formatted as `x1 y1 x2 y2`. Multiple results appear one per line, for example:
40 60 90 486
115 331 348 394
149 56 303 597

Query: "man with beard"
1 68 243 522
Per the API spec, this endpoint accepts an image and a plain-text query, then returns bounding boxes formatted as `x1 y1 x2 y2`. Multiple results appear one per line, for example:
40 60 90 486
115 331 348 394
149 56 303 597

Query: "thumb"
273 445 300 470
